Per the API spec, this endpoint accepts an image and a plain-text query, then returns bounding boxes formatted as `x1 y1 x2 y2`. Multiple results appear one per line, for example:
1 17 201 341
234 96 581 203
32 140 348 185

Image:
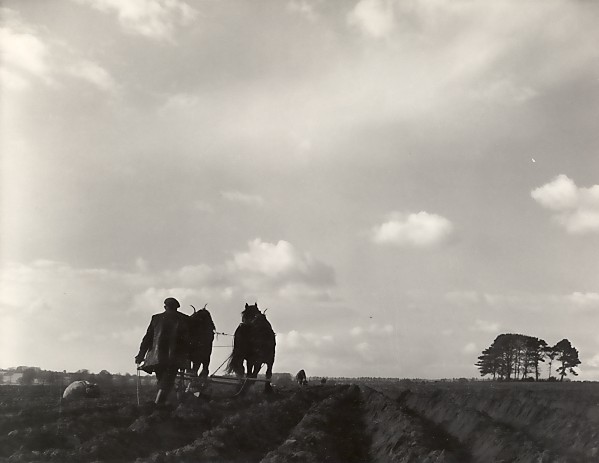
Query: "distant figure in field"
62 380 100 400
135 297 191 405
189 304 216 377
296 369 308 386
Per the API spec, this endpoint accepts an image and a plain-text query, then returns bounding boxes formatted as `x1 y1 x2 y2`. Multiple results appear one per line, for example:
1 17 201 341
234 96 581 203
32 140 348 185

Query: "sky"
1 0 599 380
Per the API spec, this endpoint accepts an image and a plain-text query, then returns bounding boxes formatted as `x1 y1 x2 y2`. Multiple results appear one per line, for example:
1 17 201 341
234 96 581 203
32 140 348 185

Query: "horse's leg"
199 350 209 378
237 359 253 396
250 361 260 378
264 361 274 394
201 343 212 377
189 353 198 376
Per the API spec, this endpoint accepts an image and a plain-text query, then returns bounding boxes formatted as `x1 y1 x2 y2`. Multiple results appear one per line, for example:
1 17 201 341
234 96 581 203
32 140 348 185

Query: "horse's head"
242 302 260 323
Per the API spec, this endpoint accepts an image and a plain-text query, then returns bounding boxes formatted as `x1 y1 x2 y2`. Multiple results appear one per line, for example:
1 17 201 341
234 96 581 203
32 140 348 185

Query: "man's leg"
154 365 178 404
154 366 166 404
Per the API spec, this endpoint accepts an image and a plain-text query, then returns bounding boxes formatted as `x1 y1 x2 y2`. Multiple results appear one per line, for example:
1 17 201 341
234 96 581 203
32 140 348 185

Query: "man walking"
135 297 191 405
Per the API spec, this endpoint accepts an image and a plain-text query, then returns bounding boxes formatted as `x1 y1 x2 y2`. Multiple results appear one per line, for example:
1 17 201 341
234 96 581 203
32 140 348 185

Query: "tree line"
0 367 153 387
476 334 581 381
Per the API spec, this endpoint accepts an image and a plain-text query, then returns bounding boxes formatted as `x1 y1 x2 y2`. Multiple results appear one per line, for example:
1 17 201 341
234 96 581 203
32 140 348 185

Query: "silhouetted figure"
189 305 216 377
296 369 308 386
226 302 276 394
135 297 191 405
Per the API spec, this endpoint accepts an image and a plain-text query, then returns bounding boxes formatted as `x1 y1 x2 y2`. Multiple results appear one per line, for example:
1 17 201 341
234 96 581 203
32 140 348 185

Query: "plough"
177 371 272 399
136 366 272 402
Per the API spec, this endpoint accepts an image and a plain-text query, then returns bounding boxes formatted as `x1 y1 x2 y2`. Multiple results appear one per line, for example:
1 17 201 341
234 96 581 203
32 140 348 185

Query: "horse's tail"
225 324 249 376
225 350 244 376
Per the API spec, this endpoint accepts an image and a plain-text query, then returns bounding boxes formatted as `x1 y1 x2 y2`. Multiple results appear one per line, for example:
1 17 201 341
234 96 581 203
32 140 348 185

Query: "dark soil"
2 380 598 462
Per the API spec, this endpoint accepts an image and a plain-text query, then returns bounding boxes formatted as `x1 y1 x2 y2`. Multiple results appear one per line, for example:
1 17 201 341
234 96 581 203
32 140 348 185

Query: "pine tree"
553 339 581 381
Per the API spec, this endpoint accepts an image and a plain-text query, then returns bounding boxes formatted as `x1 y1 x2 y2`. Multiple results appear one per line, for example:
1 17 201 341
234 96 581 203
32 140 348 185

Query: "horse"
226 303 276 393
188 305 216 377
295 369 308 386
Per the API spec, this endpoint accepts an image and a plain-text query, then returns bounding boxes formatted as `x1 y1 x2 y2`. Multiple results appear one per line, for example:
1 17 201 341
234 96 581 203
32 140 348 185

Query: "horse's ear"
245 303 248 308
255 302 258 307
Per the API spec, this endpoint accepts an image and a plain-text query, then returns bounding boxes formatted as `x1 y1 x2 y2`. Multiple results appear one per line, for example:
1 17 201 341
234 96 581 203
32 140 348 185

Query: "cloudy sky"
2 0 599 380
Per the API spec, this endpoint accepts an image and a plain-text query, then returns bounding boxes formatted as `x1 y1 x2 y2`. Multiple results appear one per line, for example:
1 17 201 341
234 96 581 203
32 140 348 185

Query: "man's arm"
135 318 154 364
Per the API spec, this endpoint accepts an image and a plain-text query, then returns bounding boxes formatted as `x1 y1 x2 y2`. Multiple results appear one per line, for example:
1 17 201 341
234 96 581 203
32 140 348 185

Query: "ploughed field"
1 380 599 462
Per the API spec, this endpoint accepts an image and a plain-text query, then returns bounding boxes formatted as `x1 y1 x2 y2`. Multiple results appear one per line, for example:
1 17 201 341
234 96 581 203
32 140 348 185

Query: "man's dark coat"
137 311 191 373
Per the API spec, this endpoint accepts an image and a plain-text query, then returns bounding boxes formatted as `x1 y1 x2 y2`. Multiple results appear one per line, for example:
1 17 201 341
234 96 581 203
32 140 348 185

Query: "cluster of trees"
476 334 581 381
1 367 151 387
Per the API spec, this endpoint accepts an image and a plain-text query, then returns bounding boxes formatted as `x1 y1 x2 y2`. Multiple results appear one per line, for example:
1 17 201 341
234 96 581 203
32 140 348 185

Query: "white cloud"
73 0 197 41
0 13 50 88
532 175 599 234
471 319 500 333
221 190 265 207
0 9 117 94
567 292 599 309
372 211 453 247
233 239 304 278
531 174 579 211
67 60 116 91
348 0 396 39
231 239 335 288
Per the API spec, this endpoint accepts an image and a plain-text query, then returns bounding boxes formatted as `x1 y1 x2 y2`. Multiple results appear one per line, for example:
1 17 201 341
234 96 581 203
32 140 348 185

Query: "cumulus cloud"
67 60 117 92
531 174 579 211
231 239 335 289
1 8 117 93
0 11 50 89
371 211 453 247
532 175 599 234
221 190 265 207
128 239 338 309
347 0 396 39
73 0 197 41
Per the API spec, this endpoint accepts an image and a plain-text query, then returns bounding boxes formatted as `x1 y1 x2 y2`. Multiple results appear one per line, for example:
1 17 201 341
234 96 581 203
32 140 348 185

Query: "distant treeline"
476 334 581 381
0 367 154 386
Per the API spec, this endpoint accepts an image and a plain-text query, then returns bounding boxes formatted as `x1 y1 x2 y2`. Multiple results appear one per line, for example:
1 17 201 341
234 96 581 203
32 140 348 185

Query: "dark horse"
189 305 216 377
226 303 276 393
